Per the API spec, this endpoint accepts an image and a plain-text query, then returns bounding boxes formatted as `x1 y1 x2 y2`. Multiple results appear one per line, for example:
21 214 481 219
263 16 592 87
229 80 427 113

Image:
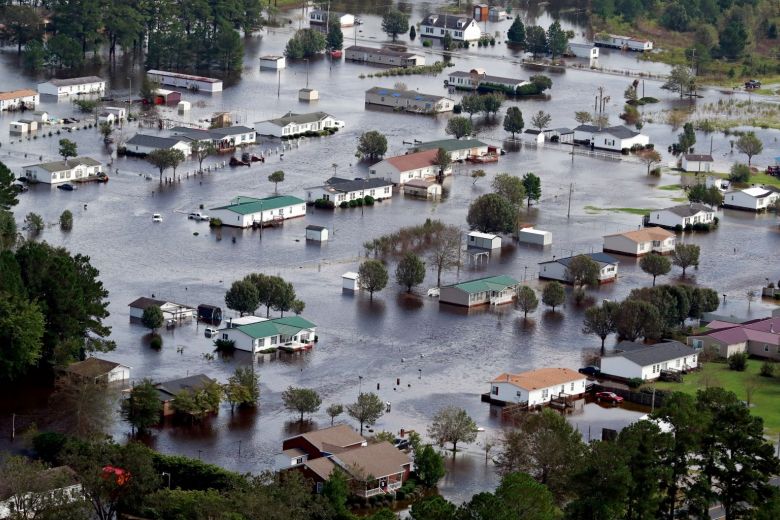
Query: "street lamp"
358 375 363 395
162 472 171 489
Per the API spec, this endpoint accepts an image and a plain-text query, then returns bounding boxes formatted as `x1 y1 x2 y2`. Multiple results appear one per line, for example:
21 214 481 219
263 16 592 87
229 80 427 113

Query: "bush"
209 218 222 228
356 198 364 207
150 335 163 349
650 167 662 177
573 288 586 305
340 201 348 208
422 40 432 47
621 148 630 155
348 199 358 208
760 361 775 377
674 224 683 233
627 378 643 389
33 432 69 465
727 352 747 371
453 104 462 114
213 338 235 352
364 195 375 206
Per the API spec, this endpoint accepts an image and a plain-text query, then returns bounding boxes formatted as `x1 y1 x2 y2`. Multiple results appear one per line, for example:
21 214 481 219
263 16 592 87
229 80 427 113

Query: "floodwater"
2 0 780 504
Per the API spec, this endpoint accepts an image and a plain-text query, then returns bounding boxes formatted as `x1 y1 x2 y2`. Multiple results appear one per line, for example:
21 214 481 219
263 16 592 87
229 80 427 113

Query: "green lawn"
658 184 682 191
584 206 652 215
655 360 780 435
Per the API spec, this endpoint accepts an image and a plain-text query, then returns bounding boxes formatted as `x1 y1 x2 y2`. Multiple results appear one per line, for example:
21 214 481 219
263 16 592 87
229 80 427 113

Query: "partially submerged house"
413 138 491 162
345 46 425 67
602 227 676 256
305 177 393 205
594 34 653 51
369 149 450 185
688 316 780 360
22 157 102 184
517 227 552 246
254 112 344 138
419 13 482 41
62 357 130 383
209 195 307 228
644 203 716 229
573 124 649 151
309 10 354 27
600 341 698 381
146 70 223 93
446 69 529 92
723 186 779 212
488 368 587 406
216 316 317 353
466 231 501 250
403 179 442 199
439 275 520 307
364 87 454 114
124 134 192 156
128 297 196 322
680 154 714 173
0 466 82 518
0 89 39 111
538 253 618 284
38 76 105 97
155 374 217 416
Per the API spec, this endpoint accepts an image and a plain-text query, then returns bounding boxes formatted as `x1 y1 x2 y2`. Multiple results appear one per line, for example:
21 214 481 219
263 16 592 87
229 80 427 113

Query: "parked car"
57 183 76 191
578 366 600 376
393 438 410 450
204 327 218 338
12 183 29 193
152 213 163 222
595 391 624 404
745 79 761 89
188 212 210 221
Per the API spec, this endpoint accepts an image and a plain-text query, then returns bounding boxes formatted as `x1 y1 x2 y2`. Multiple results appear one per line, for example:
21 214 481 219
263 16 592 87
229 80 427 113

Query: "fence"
592 383 667 408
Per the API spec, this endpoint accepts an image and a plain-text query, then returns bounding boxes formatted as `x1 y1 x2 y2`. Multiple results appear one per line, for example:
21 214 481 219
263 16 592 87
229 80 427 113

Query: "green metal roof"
211 195 305 215
445 275 520 294
235 316 316 339
414 138 488 153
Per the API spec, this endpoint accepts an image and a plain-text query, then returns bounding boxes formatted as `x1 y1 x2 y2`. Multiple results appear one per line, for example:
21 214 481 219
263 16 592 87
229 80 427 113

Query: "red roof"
385 149 438 172
702 317 780 346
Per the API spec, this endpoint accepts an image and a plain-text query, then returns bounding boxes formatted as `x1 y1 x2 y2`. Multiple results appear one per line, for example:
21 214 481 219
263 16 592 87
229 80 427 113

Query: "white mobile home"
64 357 131 383
420 14 482 42
602 227 676 256
439 275 520 307
124 134 192 156
446 70 529 92
538 253 618 284
309 10 354 27
38 76 105 97
723 187 779 212
573 124 649 151
644 203 716 229
403 179 442 199
413 138 490 162
305 177 393 205
680 154 714 172
345 46 426 67
600 341 698 381
23 157 102 184
594 34 653 51
365 87 454 114
146 70 223 93
489 368 587 406
254 111 344 138
567 42 599 60
369 149 450 185
518 227 552 246
0 89 39 111
466 231 501 250
127 297 196 321
9 121 30 134
209 195 306 228
217 316 316 353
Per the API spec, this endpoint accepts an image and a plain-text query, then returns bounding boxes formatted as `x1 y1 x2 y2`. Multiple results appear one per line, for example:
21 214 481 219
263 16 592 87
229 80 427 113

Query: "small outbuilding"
299 88 319 101
178 101 191 112
154 88 182 105
342 272 360 291
30 110 49 123
63 357 131 383
197 304 223 322
10 121 30 134
306 225 329 242
680 153 714 173
260 55 286 70
518 227 552 246
403 179 441 199
467 231 501 250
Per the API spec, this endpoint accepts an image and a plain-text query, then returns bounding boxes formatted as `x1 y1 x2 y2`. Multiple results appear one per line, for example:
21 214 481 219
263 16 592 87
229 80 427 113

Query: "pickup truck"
188 212 210 221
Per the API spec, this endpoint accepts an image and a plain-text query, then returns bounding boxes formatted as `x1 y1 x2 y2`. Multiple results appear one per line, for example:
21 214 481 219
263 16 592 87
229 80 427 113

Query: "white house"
97 112 116 125
306 225 328 241
573 124 649 151
217 316 316 353
413 138 490 162
594 34 653 51
680 154 714 172
127 297 196 321
705 176 730 192
567 43 599 60
644 203 716 229
30 111 49 123
489 368 587 406
146 70 223 93
0 89 39 111
0 466 82 519
254 112 344 138
104 106 127 120
369 149 450 185
124 134 192 156
210 126 257 147
309 10 354 27
538 252 618 284
260 55 286 70
209 195 306 228
603 227 676 256
23 157 102 185
305 177 393 205
64 357 131 383
419 14 482 42
37 76 105 97
365 87 454 114
723 187 779 212
446 70 529 92
439 275 520 307
600 341 698 381
9 121 31 134
345 46 426 67
466 231 501 249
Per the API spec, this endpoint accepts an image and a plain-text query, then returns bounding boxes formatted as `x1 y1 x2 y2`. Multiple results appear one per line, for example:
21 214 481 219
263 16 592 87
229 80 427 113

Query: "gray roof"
574 124 599 133
664 203 713 217
612 341 695 367
539 252 618 267
156 374 216 401
170 126 213 140
422 13 475 30
306 225 327 231
346 45 420 59
210 125 254 136
600 125 640 139
683 154 714 162
126 134 187 149
366 86 450 102
449 71 525 85
128 296 165 309
26 157 101 172
323 176 393 193
262 111 334 127
44 76 104 87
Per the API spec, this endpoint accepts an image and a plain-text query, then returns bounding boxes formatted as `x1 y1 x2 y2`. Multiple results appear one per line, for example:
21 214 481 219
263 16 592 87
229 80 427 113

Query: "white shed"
178 101 191 112
467 231 501 249
306 225 329 241
518 227 552 246
10 121 30 134
260 55 286 70
681 154 714 173
299 88 319 101
31 111 49 123
342 272 360 291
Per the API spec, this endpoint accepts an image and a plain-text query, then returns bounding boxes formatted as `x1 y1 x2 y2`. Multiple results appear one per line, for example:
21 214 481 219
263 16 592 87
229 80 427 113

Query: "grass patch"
658 184 682 191
584 206 652 215
671 197 688 202
655 360 780 435
748 173 780 188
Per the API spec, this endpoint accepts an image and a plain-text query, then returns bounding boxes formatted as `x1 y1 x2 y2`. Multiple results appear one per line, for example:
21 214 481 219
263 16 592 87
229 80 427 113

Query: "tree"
460 94 484 120
224 279 259 316
521 173 541 207
0 161 19 211
381 9 409 42
582 302 618 354
191 141 216 173
574 111 592 124
525 25 548 58
467 193 517 234
0 294 44 382
326 403 344 425
443 31 454 51
445 116 473 139
326 19 343 51
225 366 259 410
541 282 565 311
507 18 526 46
24 212 43 236
356 130 388 160
281 386 321 422
640 149 662 175
672 243 700 277
284 29 326 58
22 40 45 71
530 110 551 131
565 255 600 287
434 147 451 178
171 380 222 420
141 305 164 333
410 495 456 520
0 211 18 251
322 468 349 517
58 139 78 163
736 132 763 166
146 149 177 181
270 279 296 317
546 21 569 59
409 25 416 40
729 163 751 183
291 299 305 315
358 259 388 300
428 406 478 453
0 6 42 54
347 392 384 434
395 252 425 292
663 65 695 98
427 225 460 287
268 170 285 193
471 169 486 184
51 376 117 439
122 378 161 434
640 254 672 286
678 122 696 153
615 299 661 341
719 17 748 59
688 184 723 207
516 286 539 319
492 173 526 208
481 93 503 117
530 75 553 94
565 441 631 519
414 445 446 488
58 210 74 232
503 106 524 138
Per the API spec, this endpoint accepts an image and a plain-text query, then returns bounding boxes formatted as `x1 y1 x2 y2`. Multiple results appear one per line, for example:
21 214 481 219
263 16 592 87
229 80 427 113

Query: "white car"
152 213 163 222
204 327 218 338
188 212 210 221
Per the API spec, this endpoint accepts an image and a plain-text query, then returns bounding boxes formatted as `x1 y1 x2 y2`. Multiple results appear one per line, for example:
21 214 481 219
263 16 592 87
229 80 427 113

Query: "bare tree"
746 289 757 310
427 225 461 287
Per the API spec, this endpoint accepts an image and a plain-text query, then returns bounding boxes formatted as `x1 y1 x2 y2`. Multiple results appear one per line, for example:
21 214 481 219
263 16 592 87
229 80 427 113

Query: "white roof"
741 187 772 197
468 231 499 239
519 227 550 236
228 316 268 326
342 272 359 280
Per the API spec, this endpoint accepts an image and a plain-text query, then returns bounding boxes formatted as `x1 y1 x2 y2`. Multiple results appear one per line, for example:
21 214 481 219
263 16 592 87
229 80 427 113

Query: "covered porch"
353 472 404 498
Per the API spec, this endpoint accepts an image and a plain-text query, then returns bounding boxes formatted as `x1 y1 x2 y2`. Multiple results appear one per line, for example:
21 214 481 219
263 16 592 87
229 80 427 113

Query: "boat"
330 50 343 59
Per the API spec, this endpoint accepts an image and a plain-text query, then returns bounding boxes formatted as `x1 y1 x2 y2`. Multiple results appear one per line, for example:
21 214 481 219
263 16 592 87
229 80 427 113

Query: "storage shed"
518 227 552 246
178 101 191 112
306 225 329 241
154 88 182 105
260 55 286 70
342 272 360 291
403 179 441 199
197 304 223 322
467 231 501 249
10 121 30 134
299 88 319 101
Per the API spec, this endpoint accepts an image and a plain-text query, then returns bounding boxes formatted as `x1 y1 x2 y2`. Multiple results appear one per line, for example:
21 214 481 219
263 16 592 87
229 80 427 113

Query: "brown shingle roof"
384 149 439 172
128 296 165 309
299 424 366 453
304 457 337 480
491 368 584 391
604 227 675 243
0 89 37 101
335 441 411 479
64 357 125 378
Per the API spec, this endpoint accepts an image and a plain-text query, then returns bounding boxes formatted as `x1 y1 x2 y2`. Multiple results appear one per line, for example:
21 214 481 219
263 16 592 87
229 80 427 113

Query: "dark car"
745 79 761 89
595 391 624 404
57 183 76 191
578 366 601 376
393 438 410 450
12 183 29 193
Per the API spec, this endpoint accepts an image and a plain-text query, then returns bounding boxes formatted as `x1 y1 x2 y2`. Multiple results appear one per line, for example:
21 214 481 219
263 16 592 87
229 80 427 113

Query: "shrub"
760 361 775 377
209 218 222 228
674 224 683 233
150 335 163 349
348 199 358 208
650 167 661 177
214 338 235 352
364 195 375 206
395 490 405 500
621 148 630 155
356 198 364 207
422 40 432 47
33 432 68 465
573 288 586 305
644 143 655 150
340 201 348 208
453 104 462 114
727 352 747 371
627 378 643 389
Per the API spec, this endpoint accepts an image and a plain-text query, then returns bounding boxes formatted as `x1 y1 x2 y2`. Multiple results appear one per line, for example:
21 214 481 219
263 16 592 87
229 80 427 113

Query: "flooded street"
2 0 779 504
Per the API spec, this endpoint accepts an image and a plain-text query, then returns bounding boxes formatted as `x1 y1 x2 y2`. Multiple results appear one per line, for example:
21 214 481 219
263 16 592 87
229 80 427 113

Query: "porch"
354 473 403 498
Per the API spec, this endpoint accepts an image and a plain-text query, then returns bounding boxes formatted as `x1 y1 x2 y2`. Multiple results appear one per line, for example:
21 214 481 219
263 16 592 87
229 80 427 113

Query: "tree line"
507 18 573 59
224 272 305 318
467 172 542 234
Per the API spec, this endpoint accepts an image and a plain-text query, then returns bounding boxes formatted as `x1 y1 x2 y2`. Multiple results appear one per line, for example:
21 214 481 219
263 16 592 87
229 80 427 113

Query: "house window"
222 333 228 340
384 187 390 194
271 336 277 344
570 382 575 391
541 389 548 399
516 390 522 397
257 338 265 347
491 386 498 395
765 345 770 352
676 359 680 367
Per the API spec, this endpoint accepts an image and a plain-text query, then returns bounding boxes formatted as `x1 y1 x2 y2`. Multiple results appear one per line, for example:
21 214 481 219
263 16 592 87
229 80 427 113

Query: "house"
439 274 520 307
594 34 653 51
305 177 393 205
0 89 39 111
146 70 223 93
254 111 344 138
466 231 501 250
364 87 454 114
602 227 676 256
446 69 530 92
342 272 360 291
97 112 116 125
124 134 192 156
419 14 482 42
369 149 449 185
488 6 508 21
260 55 286 70
22 157 102 185
705 176 730 192
345 45 426 67
473 3 489 21
488 368 587 406
517 227 552 246
104 106 126 120
127 297 196 321
723 186 780 212
217 316 316 353
210 126 257 147
538 252 619 284
530 128 574 144
38 76 105 97
567 43 599 61
30 110 49 123
573 124 650 151
600 341 698 381
153 88 182 105
282 424 367 460
413 138 490 162
155 374 217 416
688 316 780 360
680 154 714 173
63 357 130 383
309 10 354 27
0 466 82 519
209 195 306 228
403 179 442 199
644 203 716 229
299 88 319 101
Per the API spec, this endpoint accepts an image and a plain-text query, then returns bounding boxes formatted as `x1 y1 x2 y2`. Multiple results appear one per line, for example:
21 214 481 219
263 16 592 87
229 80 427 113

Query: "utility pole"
277 70 280 98
567 183 573 219
11 413 15 442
